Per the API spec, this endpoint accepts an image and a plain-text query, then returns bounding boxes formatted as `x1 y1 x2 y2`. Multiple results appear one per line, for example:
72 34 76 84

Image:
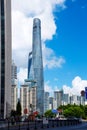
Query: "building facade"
29 86 36 112
11 85 18 111
11 60 17 85
28 52 33 80
54 90 63 108
0 0 11 118
28 18 44 114
44 92 49 113
20 85 29 115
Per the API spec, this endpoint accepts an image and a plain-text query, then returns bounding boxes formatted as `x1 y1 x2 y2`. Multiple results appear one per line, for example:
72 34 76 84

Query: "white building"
29 86 36 113
63 94 69 105
11 85 18 110
69 95 81 105
11 60 18 111
54 90 63 108
20 85 29 115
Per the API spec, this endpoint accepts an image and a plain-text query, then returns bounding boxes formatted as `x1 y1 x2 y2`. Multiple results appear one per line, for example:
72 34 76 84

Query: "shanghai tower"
28 18 44 114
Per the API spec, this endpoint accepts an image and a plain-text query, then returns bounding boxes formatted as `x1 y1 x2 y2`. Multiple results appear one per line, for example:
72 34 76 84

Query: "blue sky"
12 0 87 96
44 0 87 87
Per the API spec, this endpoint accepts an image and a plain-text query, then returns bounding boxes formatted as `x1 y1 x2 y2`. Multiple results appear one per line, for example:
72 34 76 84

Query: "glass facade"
28 18 44 114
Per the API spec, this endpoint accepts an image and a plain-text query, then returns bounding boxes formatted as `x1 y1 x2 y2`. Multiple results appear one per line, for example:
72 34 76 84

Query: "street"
44 122 87 130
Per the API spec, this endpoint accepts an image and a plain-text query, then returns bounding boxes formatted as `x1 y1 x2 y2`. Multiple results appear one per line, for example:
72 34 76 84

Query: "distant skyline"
12 0 87 96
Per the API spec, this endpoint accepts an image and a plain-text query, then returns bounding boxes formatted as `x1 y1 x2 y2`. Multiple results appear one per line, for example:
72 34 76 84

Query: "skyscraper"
11 60 17 85
28 52 33 80
32 18 44 114
28 18 44 114
0 0 11 118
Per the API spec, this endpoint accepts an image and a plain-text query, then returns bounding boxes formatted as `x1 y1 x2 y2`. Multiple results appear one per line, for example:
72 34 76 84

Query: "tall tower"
28 52 34 80
0 0 11 118
32 18 44 114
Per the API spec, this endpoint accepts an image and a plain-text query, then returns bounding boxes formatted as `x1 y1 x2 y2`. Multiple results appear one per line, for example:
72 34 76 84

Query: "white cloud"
17 68 27 84
44 81 59 96
12 0 65 83
63 76 87 96
42 44 65 69
12 0 66 82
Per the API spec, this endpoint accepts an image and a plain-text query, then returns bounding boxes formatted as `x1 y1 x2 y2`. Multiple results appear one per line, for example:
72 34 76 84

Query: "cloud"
44 81 59 96
44 76 87 97
63 76 87 96
43 44 65 69
12 0 66 83
17 68 27 84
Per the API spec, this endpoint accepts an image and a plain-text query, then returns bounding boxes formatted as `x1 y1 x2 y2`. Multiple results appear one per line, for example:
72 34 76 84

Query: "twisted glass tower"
28 18 44 114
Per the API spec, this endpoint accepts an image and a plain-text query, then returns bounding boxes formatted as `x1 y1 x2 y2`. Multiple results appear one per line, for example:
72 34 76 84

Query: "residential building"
11 85 18 111
20 85 29 115
29 86 36 112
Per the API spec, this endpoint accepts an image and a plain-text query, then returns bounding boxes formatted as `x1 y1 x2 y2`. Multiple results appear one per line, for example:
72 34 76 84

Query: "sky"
12 0 87 96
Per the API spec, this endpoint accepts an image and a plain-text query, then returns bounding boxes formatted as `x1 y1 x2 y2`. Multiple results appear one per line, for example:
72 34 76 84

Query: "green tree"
10 110 16 117
63 106 84 118
16 100 21 116
44 110 55 118
84 105 87 118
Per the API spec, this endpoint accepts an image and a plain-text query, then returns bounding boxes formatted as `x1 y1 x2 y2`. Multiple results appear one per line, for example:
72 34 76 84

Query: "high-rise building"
63 94 69 105
11 60 18 111
54 90 63 108
11 85 18 111
29 86 36 112
69 95 81 105
28 52 33 80
20 85 29 115
28 18 44 114
0 0 11 118
11 60 17 85
44 92 49 113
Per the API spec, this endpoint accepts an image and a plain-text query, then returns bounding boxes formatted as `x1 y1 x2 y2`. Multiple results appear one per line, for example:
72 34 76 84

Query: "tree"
44 110 55 118
84 105 87 118
16 100 21 116
63 106 84 118
10 110 16 117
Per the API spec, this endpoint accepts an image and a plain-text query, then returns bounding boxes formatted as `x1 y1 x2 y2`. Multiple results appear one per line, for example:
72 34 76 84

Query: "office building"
54 90 63 108
44 92 49 112
49 97 55 109
69 95 81 105
63 94 69 105
28 18 44 114
0 0 11 118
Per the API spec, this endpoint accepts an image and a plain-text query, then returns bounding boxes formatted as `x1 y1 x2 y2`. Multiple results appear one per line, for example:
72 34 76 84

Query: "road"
0 120 87 130
44 122 87 130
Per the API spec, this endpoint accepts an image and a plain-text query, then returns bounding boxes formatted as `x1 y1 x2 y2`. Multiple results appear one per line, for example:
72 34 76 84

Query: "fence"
0 118 82 130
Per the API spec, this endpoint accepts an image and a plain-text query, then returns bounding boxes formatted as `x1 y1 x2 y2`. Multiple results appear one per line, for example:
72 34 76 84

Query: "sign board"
43 118 48 124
